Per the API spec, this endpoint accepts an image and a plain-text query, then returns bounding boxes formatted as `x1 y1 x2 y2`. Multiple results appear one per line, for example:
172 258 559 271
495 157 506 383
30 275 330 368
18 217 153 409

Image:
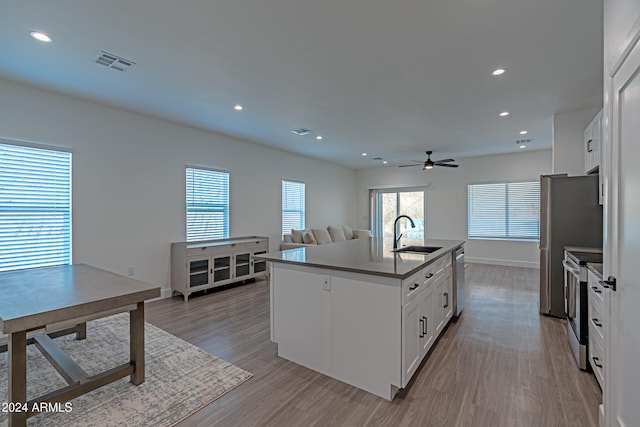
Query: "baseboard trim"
465 257 539 269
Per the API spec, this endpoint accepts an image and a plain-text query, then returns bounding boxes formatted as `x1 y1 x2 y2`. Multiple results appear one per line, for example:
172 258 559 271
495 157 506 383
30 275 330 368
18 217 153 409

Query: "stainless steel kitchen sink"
393 245 442 254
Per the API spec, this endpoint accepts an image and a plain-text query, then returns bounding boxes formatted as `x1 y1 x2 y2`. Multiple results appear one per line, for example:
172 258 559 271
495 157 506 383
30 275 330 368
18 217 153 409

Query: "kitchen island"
255 237 464 400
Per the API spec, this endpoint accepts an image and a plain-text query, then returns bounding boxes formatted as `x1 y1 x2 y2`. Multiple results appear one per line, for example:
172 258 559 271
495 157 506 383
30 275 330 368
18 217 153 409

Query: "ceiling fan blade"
398 164 422 168
436 163 459 168
434 158 455 164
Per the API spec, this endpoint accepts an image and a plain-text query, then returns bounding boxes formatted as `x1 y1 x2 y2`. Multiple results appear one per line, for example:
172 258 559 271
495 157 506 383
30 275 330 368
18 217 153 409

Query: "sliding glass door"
371 188 425 244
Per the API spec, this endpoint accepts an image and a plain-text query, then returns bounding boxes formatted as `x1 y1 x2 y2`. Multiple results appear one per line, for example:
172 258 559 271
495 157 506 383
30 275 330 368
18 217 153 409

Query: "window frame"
369 186 427 239
186 166 230 242
467 180 540 242
0 139 73 272
281 179 305 238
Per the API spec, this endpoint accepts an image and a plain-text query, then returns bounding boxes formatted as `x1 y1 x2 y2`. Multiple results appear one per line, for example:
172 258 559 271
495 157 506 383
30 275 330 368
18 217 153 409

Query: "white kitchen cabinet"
400 256 455 387
585 109 602 175
402 266 436 387
420 276 435 354
402 290 422 384
171 236 269 301
587 267 605 390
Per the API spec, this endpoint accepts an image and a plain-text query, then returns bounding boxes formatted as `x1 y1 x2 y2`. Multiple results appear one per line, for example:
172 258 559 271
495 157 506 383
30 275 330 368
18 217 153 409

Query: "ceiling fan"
398 151 459 170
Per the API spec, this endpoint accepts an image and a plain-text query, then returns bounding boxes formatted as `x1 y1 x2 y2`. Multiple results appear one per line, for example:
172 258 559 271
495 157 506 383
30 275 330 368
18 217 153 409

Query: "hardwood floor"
145 264 602 426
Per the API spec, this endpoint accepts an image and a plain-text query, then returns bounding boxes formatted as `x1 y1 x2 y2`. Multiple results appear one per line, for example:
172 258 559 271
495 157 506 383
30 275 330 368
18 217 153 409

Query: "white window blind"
468 181 540 241
0 142 72 271
282 180 305 237
186 167 229 241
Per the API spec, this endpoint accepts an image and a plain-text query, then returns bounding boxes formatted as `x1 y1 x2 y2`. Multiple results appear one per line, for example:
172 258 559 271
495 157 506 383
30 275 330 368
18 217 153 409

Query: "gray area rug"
0 314 252 426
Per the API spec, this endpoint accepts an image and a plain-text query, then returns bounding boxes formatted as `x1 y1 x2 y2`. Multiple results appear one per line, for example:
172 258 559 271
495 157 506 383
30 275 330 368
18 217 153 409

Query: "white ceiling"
0 0 603 169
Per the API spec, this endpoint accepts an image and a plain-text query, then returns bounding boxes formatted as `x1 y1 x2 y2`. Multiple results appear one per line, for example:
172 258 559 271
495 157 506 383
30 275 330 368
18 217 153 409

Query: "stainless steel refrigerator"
539 174 603 317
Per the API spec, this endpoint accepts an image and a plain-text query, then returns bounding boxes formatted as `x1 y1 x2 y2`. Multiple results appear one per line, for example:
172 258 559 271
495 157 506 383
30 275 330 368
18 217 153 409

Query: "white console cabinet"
171 236 268 301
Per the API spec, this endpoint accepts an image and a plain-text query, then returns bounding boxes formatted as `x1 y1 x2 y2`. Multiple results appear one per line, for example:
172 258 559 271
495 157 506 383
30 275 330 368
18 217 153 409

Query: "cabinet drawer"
433 258 445 276
588 301 605 345
403 272 423 304
588 279 605 308
187 245 229 257
422 265 436 284
589 333 605 390
187 246 211 257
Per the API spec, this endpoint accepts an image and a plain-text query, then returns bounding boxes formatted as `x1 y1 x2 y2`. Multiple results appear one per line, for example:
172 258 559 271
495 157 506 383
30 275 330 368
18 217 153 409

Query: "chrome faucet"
393 215 416 250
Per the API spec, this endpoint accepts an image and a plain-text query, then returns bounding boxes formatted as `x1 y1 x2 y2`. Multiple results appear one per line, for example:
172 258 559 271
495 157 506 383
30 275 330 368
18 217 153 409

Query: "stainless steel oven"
562 248 601 370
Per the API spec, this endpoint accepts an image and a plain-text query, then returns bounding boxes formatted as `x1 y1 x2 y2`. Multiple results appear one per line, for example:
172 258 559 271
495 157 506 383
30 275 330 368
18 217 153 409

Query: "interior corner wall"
552 107 601 175
0 78 357 297
355 149 553 268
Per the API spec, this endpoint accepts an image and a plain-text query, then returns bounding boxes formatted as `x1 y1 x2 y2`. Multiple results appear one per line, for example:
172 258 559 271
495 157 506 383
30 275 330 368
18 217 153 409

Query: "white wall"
356 149 553 268
0 78 356 296
552 107 601 175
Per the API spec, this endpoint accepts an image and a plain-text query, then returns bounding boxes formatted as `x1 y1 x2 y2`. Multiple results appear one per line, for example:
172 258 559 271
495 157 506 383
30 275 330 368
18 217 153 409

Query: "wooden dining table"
0 264 161 427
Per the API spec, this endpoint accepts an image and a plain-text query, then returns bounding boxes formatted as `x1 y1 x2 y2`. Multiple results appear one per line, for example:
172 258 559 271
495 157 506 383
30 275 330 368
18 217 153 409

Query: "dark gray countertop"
255 237 464 279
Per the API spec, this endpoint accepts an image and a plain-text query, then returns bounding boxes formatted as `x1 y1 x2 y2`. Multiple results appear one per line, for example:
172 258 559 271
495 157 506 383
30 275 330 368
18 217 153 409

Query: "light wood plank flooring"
145 264 601 426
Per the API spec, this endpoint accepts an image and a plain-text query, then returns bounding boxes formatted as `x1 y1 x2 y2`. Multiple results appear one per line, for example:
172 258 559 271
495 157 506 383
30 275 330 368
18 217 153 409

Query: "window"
370 188 425 242
186 167 229 241
0 141 72 271
282 180 305 237
468 181 540 241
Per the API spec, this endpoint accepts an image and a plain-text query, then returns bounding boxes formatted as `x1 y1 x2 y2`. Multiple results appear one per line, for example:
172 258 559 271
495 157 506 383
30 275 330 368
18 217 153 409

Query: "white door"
607 36 640 427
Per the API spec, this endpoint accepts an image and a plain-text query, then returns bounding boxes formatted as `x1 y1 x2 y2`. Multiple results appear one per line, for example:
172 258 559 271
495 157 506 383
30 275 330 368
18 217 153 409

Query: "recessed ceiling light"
361 152 367 157
520 144 527 149
492 68 507 76
316 135 323 140
30 31 52 43
234 105 243 111
519 130 528 135
383 160 388 164
499 111 510 117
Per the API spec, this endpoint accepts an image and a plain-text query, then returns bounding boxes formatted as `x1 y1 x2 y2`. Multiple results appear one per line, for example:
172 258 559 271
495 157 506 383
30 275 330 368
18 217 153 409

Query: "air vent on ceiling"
92 51 136 72
372 157 383 160
291 128 312 136
516 138 533 144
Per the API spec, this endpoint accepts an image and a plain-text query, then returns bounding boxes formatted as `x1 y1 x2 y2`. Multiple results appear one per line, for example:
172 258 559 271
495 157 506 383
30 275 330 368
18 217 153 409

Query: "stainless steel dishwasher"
453 247 465 318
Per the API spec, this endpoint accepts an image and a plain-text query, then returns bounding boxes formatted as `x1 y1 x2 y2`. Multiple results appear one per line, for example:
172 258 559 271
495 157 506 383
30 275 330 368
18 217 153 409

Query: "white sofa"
280 225 371 250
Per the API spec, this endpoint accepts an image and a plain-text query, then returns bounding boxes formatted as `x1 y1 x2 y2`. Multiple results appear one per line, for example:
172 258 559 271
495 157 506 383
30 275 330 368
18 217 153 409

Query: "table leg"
129 302 145 385
8 331 27 427
76 322 87 340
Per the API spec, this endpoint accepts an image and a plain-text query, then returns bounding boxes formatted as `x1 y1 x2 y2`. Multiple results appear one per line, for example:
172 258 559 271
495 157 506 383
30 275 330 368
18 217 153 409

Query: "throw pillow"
354 229 372 239
312 228 333 245
283 235 294 243
291 229 304 243
328 225 346 242
303 231 317 244
342 225 354 240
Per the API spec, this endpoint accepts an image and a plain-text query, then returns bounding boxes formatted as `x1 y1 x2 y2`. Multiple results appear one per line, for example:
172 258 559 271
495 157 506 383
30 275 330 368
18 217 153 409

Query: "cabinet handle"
591 285 602 294
425 273 434 279
587 139 593 152
444 292 449 308
409 283 420 291
592 356 603 369
422 316 428 335
592 318 602 327
419 318 424 338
